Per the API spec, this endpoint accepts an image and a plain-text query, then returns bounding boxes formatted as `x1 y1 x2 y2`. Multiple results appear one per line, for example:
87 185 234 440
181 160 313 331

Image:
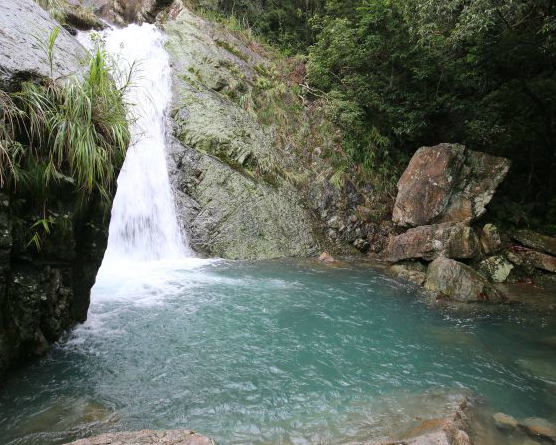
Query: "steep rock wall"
0 0 115 380
164 7 321 259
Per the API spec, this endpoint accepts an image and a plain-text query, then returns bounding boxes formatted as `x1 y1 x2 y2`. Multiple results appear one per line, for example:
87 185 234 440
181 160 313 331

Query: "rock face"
425 257 506 303
392 144 510 228
507 248 556 273
164 7 319 259
510 230 556 256
480 223 502 255
0 3 114 379
387 223 479 262
63 430 216 445
0 0 88 92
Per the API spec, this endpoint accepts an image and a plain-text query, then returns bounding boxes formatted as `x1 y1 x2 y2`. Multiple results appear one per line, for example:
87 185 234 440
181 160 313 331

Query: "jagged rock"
520 418 556 442
390 260 427 286
392 143 510 228
479 255 514 283
164 8 319 259
511 230 556 256
63 430 216 445
0 0 89 92
507 248 556 273
493 412 519 430
425 257 506 302
480 223 502 255
387 223 479 262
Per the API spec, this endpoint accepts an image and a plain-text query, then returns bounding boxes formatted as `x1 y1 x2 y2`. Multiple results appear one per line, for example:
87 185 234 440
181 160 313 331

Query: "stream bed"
1 259 555 444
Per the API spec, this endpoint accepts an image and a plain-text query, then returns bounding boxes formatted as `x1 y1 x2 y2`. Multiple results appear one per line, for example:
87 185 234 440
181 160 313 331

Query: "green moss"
215 39 249 63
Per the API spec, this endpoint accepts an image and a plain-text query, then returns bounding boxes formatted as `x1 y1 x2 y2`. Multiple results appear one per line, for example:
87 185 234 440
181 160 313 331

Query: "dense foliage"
197 0 556 228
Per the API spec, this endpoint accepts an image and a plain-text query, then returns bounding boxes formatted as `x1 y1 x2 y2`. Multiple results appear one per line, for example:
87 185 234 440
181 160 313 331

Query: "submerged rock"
392 143 510 228
368 395 471 445
386 223 479 263
493 412 519 431
511 230 556 256
425 257 506 303
63 430 216 445
520 418 556 442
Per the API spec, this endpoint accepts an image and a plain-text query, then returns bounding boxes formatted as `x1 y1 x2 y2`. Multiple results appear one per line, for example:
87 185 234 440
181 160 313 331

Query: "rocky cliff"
0 0 116 379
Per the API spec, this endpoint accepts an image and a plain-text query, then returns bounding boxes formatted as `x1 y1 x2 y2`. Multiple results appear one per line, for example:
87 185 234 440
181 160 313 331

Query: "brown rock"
63 430 216 445
318 251 336 263
390 261 427 286
508 248 556 273
510 230 556 256
392 144 510 228
493 412 519 430
520 418 556 442
425 257 506 303
387 223 479 262
480 223 502 255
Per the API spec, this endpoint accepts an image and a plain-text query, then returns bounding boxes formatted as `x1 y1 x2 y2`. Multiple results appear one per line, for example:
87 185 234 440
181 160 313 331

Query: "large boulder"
478 255 514 283
386 223 479 262
510 229 556 256
392 144 510 228
0 0 88 91
164 8 319 259
425 257 506 303
63 430 216 445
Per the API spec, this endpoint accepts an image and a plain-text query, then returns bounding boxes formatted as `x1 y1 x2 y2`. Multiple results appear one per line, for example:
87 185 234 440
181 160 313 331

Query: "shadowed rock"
392 144 510 228
510 230 556 256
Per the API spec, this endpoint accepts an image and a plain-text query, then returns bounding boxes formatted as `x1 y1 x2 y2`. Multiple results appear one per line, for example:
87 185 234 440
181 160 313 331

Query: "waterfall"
81 24 189 261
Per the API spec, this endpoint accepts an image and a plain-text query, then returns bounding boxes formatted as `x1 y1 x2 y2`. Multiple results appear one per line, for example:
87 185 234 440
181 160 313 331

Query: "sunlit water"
1 260 556 445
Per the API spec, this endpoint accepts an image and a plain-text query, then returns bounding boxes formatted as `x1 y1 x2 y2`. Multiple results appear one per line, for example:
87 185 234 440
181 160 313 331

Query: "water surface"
1 259 555 444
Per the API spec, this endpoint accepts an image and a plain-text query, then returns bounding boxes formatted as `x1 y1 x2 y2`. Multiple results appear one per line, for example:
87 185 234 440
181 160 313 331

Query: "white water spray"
82 24 189 261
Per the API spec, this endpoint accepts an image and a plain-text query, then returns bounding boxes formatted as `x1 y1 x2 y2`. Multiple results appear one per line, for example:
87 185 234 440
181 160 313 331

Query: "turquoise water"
1 259 555 444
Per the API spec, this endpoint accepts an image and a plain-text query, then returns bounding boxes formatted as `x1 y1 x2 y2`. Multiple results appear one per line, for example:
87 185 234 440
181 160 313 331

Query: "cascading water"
86 24 189 262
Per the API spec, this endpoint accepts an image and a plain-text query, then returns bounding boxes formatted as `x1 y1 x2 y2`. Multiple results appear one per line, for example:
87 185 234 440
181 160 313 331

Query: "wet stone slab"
63 430 216 445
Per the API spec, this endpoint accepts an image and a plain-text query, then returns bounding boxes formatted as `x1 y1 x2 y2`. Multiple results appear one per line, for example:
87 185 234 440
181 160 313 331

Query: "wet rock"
369 395 471 445
493 412 519 430
0 0 89 91
479 255 514 283
480 223 502 255
63 430 216 445
318 251 336 263
392 143 510 228
387 223 479 262
511 230 556 256
425 257 506 303
507 248 556 273
520 418 556 442
390 260 427 286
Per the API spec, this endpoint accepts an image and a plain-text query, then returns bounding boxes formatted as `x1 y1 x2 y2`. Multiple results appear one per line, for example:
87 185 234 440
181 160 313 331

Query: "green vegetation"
0 29 132 249
190 0 556 228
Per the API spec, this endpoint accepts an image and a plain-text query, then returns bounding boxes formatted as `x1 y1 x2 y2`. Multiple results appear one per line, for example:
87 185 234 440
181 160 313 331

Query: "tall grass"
1 31 132 202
